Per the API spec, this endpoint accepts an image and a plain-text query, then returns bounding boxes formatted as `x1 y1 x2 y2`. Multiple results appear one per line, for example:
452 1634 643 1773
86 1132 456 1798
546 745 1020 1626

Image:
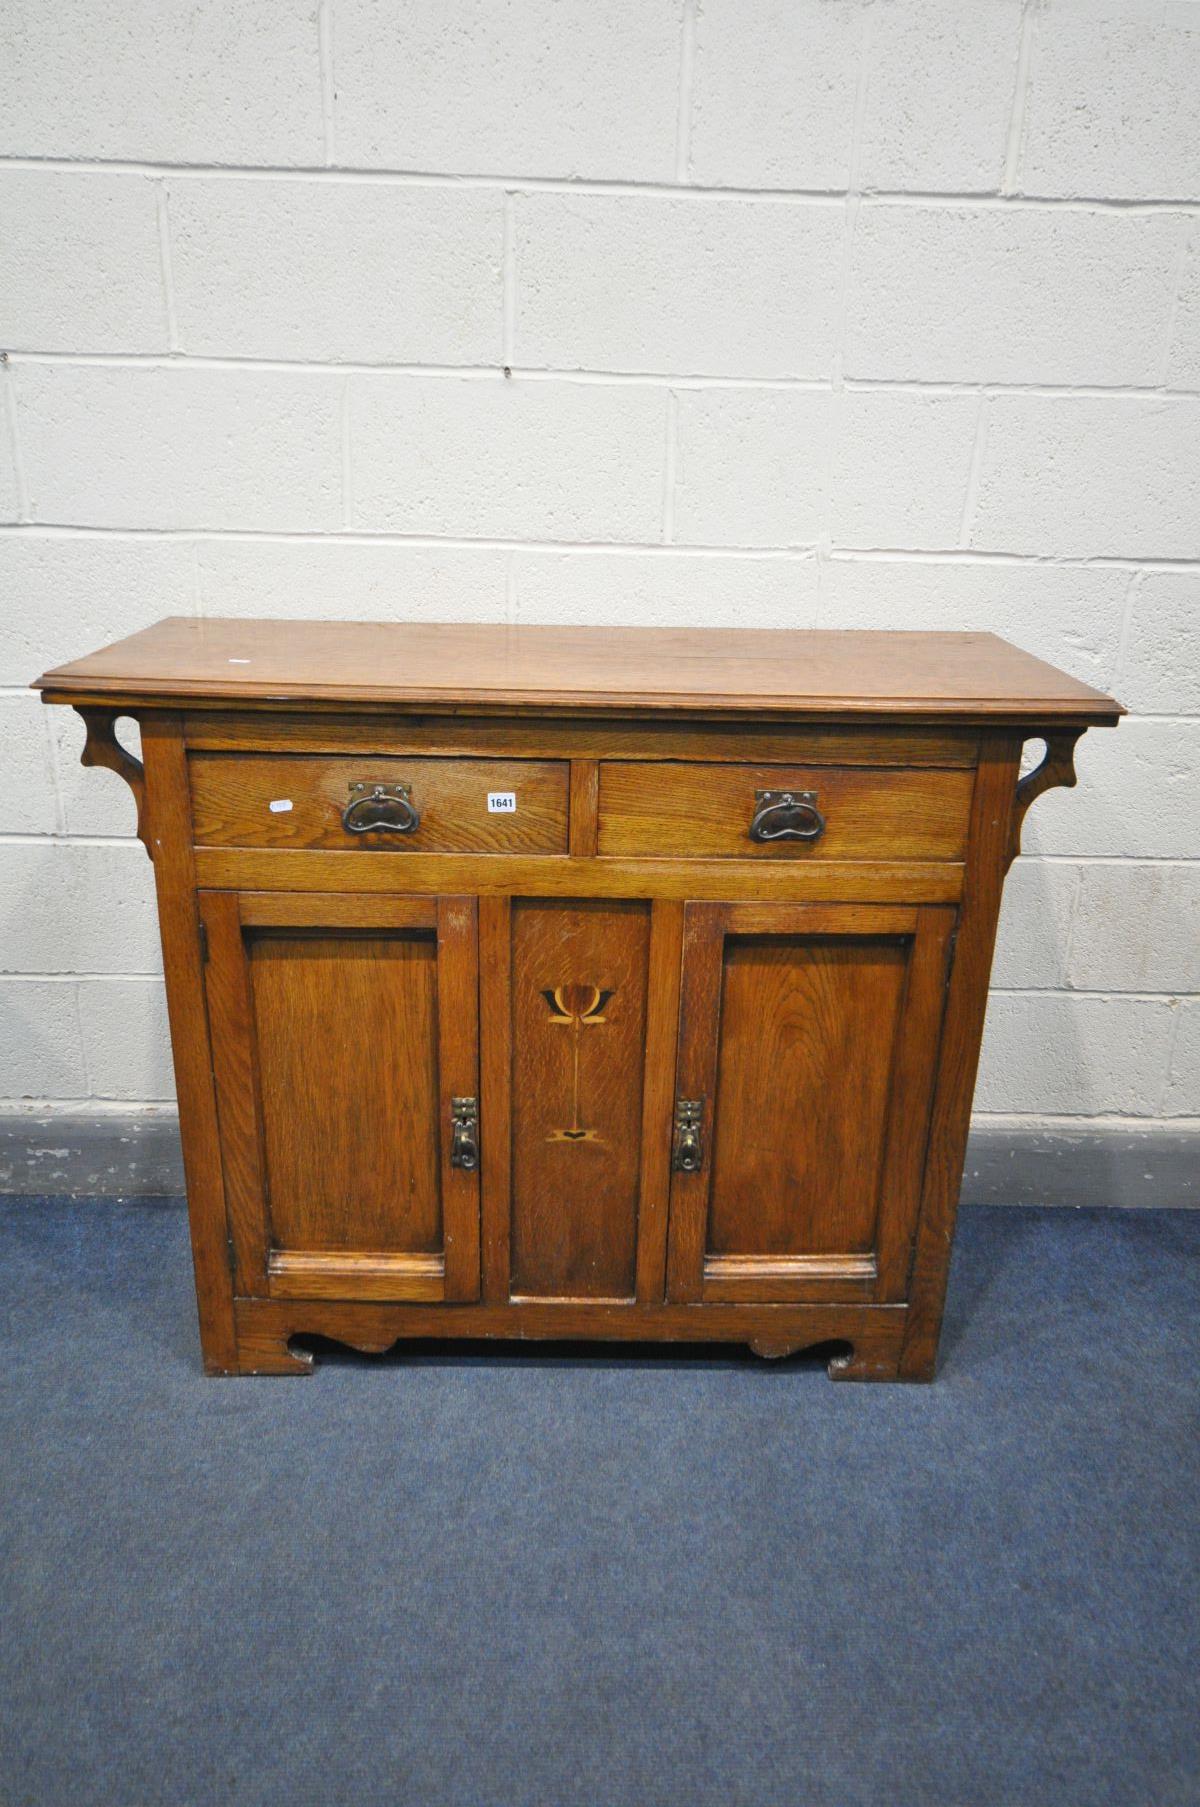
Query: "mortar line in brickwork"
991 990 1199 1003
0 361 30 522
154 184 180 352
1002 0 1037 197
2 155 1199 213
0 832 150 846
4 352 1198 403
318 0 336 168
827 3 873 397
1157 1000 1188 1117
339 377 353 530
958 394 990 547
502 194 516 366
972 1112 1200 1130
39 705 67 838
1160 221 1195 385
2 524 1200 572
0 973 167 985
0 1099 181 1117
661 390 679 543
673 0 696 186
1112 569 1144 700
1057 863 1086 992
69 980 92 1097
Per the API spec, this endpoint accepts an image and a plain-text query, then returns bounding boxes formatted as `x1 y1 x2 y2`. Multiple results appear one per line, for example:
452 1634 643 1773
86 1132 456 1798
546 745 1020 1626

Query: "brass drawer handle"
342 781 419 836
672 1098 704 1173
749 789 825 843
450 1096 479 1171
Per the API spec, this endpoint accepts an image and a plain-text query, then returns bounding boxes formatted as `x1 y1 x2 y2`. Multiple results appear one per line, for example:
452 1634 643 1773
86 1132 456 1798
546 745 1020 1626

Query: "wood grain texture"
37 618 1123 723
568 760 599 857
478 894 513 1303
192 848 965 904
1005 729 1085 872
707 933 907 1257
598 762 973 861
249 926 444 1255
634 900 684 1304
899 734 1022 1379
873 906 956 1300
509 899 651 1301
200 891 271 1293
436 896 481 1301
139 715 238 1371
230 1295 909 1379
267 1251 445 1302
183 711 982 766
76 707 151 854
190 753 569 853
666 901 952 1309
237 892 437 929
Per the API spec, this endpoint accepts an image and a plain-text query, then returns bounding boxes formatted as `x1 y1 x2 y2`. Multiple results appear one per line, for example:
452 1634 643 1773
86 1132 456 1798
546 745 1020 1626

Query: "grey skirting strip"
0 1112 1195 1208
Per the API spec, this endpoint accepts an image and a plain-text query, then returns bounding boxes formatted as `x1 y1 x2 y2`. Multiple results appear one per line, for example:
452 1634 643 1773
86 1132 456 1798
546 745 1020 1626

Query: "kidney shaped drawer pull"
748 788 826 843
342 781 420 835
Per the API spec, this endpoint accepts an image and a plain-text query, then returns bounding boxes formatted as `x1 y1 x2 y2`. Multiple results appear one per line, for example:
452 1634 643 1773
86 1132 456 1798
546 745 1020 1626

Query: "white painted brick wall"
331 0 683 180
514 195 845 378
170 182 504 364
349 377 666 540
2 0 1197 1133
845 206 1188 386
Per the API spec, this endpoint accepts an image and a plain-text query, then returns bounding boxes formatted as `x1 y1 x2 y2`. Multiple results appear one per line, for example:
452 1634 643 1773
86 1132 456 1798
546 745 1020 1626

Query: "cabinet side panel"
510 899 651 1301
900 733 1022 1379
140 713 237 1371
249 930 442 1254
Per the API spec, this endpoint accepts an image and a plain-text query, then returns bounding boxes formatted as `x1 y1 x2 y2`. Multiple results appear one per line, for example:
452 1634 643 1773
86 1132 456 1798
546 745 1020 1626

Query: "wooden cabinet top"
35 616 1122 724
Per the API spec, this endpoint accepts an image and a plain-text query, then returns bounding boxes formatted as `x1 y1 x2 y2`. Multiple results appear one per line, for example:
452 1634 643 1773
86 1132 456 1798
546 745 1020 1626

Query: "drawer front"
190 755 570 853
596 762 973 861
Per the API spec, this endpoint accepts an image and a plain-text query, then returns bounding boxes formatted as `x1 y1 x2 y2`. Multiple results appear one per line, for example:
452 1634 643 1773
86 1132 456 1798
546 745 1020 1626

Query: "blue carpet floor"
0 1198 1197 1807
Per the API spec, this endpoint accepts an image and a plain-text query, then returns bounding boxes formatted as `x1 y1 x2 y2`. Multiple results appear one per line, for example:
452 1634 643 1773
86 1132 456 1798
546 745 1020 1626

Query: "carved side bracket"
1005 729 1085 872
76 707 152 857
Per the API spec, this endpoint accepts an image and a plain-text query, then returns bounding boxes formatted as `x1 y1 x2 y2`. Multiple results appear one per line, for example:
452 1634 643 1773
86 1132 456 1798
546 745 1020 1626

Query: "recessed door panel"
509 899 651 1301
667 902 954 1305
708 936 908 1258
249 931 442 1254
202 892 480 1303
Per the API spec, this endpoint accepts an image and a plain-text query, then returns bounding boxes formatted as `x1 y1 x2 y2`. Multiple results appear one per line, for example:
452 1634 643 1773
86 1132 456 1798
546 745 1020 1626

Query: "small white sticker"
228 657 251 664
487 791 517 814
268 799 293 814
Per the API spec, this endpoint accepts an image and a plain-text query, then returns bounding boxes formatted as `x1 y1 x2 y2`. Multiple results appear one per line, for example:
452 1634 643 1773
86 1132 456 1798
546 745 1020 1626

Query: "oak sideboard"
36 620 1121 1380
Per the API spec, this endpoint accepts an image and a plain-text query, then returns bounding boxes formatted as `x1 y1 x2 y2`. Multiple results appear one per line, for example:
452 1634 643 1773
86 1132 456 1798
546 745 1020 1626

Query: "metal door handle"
450 1097 479 1171
672 1099 704 1173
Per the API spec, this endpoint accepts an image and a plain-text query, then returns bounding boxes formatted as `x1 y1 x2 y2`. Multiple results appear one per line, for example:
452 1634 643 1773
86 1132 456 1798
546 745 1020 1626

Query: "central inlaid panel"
509 899 651 1301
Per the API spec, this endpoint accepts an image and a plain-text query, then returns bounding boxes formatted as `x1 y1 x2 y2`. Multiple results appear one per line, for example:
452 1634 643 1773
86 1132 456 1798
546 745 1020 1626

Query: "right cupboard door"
665 902 955 1306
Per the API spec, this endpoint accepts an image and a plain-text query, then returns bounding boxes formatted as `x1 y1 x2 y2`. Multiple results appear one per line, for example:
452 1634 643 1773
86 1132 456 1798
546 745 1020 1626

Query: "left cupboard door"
200 892 481 1304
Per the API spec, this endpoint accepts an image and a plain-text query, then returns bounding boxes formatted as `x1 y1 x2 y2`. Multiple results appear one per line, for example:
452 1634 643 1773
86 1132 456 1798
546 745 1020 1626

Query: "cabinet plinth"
36 620 1122 1382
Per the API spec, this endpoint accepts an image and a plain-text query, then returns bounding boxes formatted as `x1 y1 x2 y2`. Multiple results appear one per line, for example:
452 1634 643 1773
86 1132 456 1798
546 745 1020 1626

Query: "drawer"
189 755 570 853
596 762 974 861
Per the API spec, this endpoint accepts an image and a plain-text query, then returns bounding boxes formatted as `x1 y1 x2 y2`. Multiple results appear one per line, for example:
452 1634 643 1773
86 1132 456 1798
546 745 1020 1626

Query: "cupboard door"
665 902 954 1305
202 891 480 1303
